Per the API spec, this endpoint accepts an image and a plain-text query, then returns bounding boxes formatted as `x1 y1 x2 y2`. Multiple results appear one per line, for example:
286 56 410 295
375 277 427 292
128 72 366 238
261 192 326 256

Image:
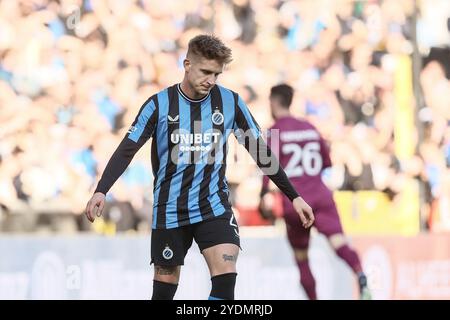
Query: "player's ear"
183 58 191 72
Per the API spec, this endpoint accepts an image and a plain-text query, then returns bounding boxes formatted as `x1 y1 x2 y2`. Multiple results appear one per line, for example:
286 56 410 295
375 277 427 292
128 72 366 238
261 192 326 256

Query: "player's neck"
179 80 207 101
275 110 291 120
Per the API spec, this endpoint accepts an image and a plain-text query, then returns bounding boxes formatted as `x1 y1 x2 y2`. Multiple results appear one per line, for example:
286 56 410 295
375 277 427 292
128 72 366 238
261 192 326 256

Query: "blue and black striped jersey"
96 84 299 229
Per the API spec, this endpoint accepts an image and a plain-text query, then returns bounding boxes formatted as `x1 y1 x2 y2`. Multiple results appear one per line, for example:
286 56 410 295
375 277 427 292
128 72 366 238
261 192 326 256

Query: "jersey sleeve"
233 94 262 143
260 128 272 197
95 96 158 195
253 136 299 201
232 95 299 202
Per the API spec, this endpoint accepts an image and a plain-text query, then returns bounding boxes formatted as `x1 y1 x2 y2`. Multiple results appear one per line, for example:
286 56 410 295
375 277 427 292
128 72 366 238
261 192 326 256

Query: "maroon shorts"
283 197 344 249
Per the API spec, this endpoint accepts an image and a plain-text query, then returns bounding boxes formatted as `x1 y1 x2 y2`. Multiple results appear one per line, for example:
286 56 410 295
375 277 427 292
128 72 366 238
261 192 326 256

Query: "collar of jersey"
177 83 211 103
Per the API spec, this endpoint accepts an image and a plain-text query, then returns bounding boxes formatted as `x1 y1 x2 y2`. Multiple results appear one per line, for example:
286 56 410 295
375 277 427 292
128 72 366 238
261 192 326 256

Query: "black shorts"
151 210 241 266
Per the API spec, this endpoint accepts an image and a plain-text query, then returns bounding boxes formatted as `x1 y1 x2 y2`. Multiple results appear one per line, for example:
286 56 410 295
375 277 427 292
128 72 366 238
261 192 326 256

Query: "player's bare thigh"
202 243 239 277
154 265 181 284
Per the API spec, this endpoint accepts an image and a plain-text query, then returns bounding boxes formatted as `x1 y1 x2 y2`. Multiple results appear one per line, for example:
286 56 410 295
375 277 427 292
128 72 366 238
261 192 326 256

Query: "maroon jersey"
262 116 333 214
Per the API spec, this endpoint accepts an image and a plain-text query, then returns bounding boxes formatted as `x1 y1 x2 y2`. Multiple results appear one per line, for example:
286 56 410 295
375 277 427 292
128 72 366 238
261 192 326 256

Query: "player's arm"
319 135 332 169
85 96 158 222
258 132 276 220
252 135 313 227
233 94 314 228
259 174 273 219
260 130 271 199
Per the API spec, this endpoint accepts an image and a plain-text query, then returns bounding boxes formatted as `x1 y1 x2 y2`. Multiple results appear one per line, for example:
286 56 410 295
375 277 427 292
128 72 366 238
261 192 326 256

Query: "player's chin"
197 88 210 95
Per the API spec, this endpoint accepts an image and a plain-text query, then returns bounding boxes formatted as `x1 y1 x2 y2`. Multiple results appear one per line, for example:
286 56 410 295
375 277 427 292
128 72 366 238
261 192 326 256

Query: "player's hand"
292 196 314 228
258 193 275 220
85 192 106 223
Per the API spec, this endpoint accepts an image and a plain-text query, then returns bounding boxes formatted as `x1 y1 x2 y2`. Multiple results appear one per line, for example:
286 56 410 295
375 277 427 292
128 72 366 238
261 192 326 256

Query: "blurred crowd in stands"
0 0 449 233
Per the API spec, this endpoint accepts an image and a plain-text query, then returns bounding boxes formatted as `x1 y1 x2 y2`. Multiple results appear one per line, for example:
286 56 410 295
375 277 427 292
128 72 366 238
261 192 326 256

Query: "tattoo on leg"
155 266 175 275
222 254 237 262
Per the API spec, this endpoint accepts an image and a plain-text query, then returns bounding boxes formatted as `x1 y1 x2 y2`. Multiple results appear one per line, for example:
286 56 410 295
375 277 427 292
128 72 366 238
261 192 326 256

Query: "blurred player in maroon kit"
259 84 371 300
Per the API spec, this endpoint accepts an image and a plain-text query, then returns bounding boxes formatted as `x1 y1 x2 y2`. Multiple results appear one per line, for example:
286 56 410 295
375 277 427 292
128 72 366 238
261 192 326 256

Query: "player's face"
184 56 224 97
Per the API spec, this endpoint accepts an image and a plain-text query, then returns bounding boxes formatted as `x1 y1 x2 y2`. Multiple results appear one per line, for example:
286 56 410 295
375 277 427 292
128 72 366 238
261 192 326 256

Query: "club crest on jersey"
211 110 224 125
168 114 179 123
162 245 173 260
